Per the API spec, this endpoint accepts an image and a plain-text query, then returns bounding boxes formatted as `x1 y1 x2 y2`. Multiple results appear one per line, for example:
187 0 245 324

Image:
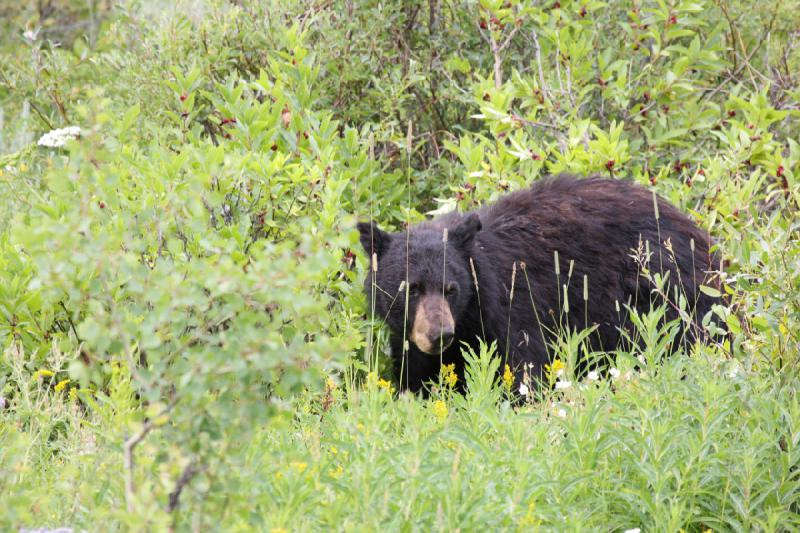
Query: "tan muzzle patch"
410 294 455 354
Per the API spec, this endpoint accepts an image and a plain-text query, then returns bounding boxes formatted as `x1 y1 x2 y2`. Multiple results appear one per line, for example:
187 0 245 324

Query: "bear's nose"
434 329 455 350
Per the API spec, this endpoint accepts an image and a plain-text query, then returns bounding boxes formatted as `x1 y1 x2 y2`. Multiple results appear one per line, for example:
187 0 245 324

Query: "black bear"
358 175 722 392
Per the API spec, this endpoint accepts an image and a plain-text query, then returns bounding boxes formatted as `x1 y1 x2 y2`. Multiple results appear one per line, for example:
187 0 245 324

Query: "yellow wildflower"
502 364 514 391
545 359 565 381
377 377 395 393
326 376 337 390
441 363 458 388
270 528 287 533
68 388 79 402
20 163 28 172
330 464 343 479
289 461 307 474
33 369 55 380
520 500 540 528
432 399 448 422
54 379 71 392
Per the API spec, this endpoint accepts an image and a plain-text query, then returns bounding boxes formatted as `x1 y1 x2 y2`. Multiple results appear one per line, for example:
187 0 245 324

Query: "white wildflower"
519 383 529 397
37 126 82 148
727 366 739 379
23 27 40 42
555 407 567 418
586 370 600 381
555 380 572 390
609 367 621 379
624 529 641 533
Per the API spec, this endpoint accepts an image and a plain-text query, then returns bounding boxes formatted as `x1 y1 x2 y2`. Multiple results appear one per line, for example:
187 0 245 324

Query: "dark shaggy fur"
358 175 723 393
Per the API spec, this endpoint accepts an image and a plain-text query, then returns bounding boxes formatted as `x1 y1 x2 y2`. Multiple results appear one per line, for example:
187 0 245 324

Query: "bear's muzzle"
410 294 455 354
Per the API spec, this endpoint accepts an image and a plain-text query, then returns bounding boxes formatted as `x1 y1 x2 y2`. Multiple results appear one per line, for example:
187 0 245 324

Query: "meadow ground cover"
1 1 799 531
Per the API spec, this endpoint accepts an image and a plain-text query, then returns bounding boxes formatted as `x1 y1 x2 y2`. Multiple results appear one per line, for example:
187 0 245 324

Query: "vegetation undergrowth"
1 0 798 530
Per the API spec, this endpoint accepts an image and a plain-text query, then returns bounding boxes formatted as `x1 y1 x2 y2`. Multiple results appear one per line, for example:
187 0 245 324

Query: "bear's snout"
410 294 455 354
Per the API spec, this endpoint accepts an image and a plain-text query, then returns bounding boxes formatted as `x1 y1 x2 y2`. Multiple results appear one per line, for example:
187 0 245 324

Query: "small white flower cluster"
37 126 82 148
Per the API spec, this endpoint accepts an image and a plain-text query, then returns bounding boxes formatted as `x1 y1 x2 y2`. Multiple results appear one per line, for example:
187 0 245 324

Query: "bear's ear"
357 221 391 259
450 213 482 250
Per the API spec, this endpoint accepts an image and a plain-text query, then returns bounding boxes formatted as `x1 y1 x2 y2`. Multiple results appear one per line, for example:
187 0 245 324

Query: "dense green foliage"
1 0 798 530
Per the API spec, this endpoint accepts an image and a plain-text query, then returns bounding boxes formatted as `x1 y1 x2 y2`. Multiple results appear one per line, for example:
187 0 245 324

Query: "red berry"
649 174 657 186
490 16 501 25
727 110 736 117
479 19 488 29
270 143 278 151
179 93 188 102
661 105 670 113
697 168 705 176
99 201 106 209
579 7 587 17
777 165 785 177
748 123 755 129
668 14 677 25
605 160 615 171
552 1 561 9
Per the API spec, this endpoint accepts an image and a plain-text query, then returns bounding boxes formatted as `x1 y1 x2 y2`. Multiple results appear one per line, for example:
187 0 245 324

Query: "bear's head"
357 214 482 355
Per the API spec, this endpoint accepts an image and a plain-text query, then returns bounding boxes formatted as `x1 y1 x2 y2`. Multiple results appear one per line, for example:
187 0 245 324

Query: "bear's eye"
444 282 458 296
407 283 421 297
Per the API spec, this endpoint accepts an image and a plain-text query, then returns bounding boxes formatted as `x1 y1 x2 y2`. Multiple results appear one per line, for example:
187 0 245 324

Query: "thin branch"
124 400 176 514
167 461 205 513
478 21 519 89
